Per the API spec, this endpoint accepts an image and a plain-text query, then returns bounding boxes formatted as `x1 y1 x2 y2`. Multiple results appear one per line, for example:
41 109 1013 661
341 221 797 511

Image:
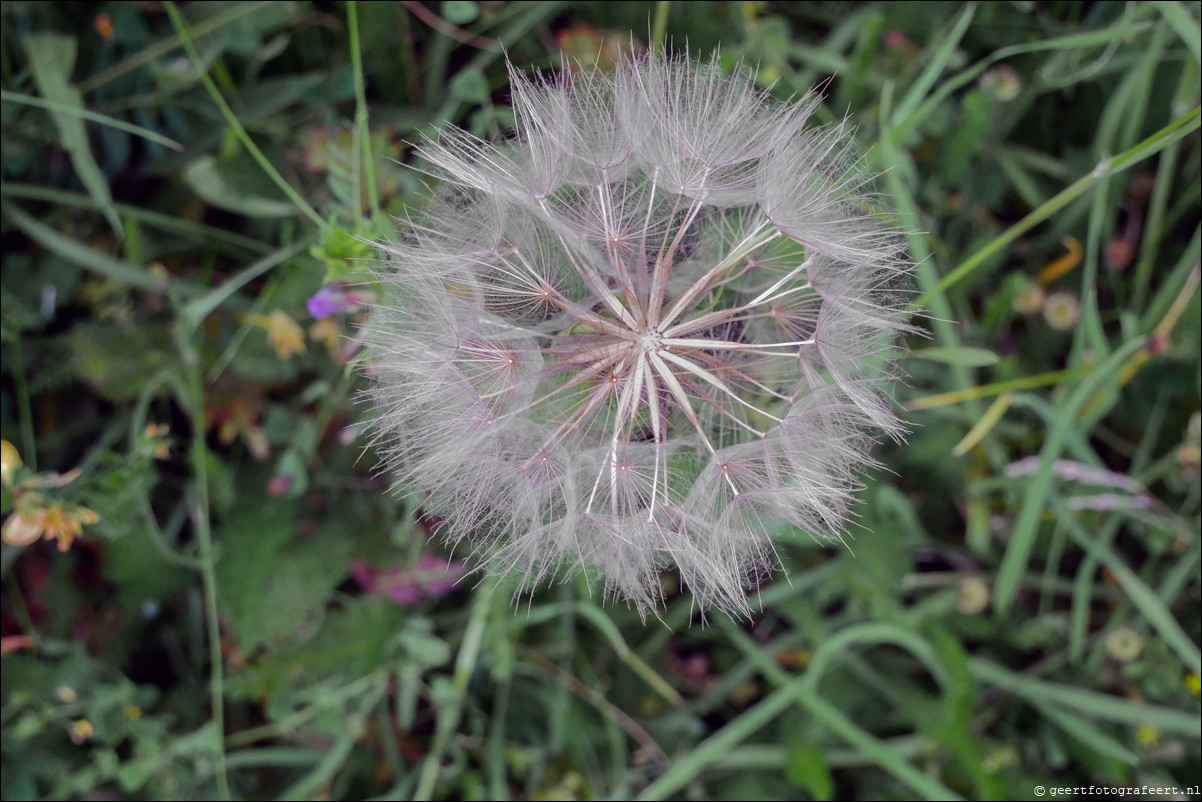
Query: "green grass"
1 2 1199 800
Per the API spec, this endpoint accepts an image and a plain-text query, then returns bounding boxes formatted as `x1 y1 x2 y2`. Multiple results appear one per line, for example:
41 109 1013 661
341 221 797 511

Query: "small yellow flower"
1186 673 1201 697
1136 724 1161 748
42 505 100 552
208 396 270 460
124 705 143 720
94 12 115 40
55 685 78 703
69 719 94 745
0 440 21 485
249 310 306 360
2 498 99 552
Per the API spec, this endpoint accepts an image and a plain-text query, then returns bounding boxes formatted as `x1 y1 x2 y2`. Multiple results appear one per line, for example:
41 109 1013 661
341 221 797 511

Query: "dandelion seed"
366 53 913 614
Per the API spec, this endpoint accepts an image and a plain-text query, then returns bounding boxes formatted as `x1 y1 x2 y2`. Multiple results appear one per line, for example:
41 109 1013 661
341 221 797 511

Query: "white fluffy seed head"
366 52 915 616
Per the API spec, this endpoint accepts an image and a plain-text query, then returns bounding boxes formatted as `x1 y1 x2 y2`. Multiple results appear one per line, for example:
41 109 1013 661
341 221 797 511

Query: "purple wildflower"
308 283 376 319
308 285 347 319
366 54 913 614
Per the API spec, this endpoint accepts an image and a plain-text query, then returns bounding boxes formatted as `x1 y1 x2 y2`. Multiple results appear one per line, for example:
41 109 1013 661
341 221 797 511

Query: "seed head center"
637 328 664 354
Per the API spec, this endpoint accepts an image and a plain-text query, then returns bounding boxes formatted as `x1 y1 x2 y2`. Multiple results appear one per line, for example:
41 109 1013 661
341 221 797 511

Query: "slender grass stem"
163 2 329 234
651 2 672 56
412 581 493 801
348 2 381 219
180 335 231 801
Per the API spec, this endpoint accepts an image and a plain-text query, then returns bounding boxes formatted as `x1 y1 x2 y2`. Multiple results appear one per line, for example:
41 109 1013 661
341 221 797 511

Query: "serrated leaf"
216 499 351 652
913 346 1001 367
22 33 121 238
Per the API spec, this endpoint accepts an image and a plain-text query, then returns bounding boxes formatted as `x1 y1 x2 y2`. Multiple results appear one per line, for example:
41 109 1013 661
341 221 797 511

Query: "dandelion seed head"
366 52 914 616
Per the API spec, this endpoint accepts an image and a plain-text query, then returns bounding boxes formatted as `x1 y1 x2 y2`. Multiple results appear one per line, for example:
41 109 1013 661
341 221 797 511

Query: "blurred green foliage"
1 1 1199 800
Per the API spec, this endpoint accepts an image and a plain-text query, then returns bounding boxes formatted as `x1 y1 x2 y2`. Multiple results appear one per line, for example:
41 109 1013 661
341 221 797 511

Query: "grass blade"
969 658 1200 736
917 106 1202 308
21 33 122 238
1055 500 1202 675
3 204 164 291
993 337 1147 614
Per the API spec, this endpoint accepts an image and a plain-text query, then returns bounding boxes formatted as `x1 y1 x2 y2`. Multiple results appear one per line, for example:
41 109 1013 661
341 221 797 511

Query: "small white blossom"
367 53 913 615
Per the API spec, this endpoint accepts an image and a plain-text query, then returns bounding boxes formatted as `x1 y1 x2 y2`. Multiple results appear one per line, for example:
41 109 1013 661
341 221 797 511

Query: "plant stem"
163 1 329 234
181 333 231 801
651 2 671 55
413 583 493 800
348 2 380 219
906 365 1095 410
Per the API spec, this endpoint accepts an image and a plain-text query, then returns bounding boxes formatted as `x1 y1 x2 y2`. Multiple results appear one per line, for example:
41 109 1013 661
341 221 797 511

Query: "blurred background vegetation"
1 1 1199 799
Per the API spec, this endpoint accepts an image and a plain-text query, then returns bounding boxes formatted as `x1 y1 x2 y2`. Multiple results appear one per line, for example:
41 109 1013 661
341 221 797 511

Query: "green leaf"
449 70 490 105
786 746 834 800
183 155 297 218
913 346 1001 367
310 223 375 283
1056 500 1202 676
441 1 479 25
216 498 351 652
226 599 403 699
969 658 1200 736
21 33 122 238
1153 1 1202 67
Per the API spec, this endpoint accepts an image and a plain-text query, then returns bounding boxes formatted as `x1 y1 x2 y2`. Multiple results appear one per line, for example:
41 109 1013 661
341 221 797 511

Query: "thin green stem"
993 337 1147 614
224 672 385 748
163 2 328 233
906 365 1095 410
651 2 671 55
917 105 1201 308
413 583 493 800
3 574 38 646
348 2 380 219
180 334 230 801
